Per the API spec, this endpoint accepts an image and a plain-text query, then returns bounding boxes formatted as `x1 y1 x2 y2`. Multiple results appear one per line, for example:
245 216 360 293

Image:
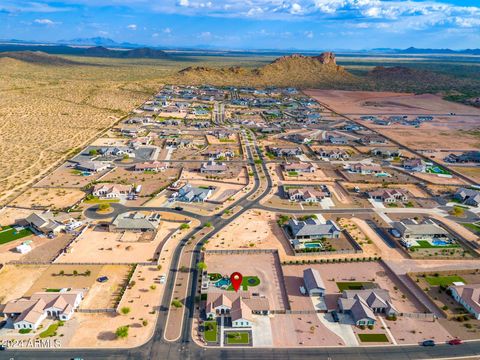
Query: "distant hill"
174 52 359 88
0 51 87 66
397 47 480 55
57 37 141 48
0 44 169 59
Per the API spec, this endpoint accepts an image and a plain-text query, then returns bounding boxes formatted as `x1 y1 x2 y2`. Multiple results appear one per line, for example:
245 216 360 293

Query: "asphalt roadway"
3 133 480 360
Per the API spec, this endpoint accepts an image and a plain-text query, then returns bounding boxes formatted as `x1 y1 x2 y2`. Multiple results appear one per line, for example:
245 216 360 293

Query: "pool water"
214 278 231 288
432 240 449 246
304 243 322 249
375 172 390 177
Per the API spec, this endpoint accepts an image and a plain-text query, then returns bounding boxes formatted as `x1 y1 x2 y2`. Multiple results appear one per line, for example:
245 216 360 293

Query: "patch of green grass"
358 333 389 342
287 171 299 177
463 223 480 234
0 226 33 245
84 196 119 204
227 276 260 291
39 322 61 338
336 282 375 292
45 288 62 292
19 328 32 334
425 275 466 286
226 331 250 344
204 321 218 342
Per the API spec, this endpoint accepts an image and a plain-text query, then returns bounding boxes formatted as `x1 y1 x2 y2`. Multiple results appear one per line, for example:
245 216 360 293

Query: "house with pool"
392 219 454 248
285 217 341 250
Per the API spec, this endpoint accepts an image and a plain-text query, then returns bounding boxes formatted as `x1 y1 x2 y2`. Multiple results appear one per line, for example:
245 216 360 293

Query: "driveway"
252 315 273 347
316 312 359 347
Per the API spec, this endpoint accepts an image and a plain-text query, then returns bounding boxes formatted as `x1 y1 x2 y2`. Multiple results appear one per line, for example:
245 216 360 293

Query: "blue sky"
1 1 480 50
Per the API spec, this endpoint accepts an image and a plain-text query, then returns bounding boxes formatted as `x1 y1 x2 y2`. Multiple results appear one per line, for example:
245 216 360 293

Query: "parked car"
299 286 306 295
159 275 166 284
174 206 184 211
0 345 6 351
331 311 339 322
448 339 462 345
97 276 109 283
422 340 435 346
389 228 401 238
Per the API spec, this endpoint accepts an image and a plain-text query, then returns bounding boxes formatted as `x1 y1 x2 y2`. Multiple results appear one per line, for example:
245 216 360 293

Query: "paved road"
6 126 480 360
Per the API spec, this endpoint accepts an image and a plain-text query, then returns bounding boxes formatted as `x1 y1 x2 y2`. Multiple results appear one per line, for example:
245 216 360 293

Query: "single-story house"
449 284 480 320
454 188 480 207
133 161 167 172
200 160 227 174
25 212 65 235
286 217 341 242
175 184 212 202
338 289 398 326
75 161 110 173
282 162 316 173
92 183 132 199
403 158 426 172
368 189 408 203
347 163 382 175
286 186 330 202
2 289 84 330
303 268 326 296
110 212 161 232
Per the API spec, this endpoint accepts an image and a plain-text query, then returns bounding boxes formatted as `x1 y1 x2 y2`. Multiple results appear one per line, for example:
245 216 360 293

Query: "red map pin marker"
230 272 243 292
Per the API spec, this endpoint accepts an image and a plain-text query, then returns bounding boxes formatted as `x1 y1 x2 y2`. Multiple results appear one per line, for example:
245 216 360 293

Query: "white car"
159 275 166 284
299 286 306 295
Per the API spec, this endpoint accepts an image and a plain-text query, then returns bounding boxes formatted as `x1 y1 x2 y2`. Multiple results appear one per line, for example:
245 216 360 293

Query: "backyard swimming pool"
304 243 322 249
432 239 450 246
214 278 231 288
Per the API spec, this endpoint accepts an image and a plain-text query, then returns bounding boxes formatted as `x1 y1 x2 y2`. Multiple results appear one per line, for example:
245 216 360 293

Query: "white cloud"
304 30 314 38
127 24 137 30
178 0 189 6
33 18 59 26
163 27 172 33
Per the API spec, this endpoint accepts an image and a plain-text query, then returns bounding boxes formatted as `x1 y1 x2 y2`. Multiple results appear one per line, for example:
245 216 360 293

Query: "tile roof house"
133 161 167 172
286 186 330 203
2 289 84 330
368 189 408 203
200 160 227 174
338 289 398 326
205 290 270 328
269 146 303 157
449 284 480 320
282 162 316 173
454 188 480 207
175 184 212 202
286 218 341 242
347 163 382 175
371 148 402 158
75 161 110 173
316 148 350 160
92 183 132 199
303 268 326 296
110 212 161 232
358 135 387 145
402 158 426 172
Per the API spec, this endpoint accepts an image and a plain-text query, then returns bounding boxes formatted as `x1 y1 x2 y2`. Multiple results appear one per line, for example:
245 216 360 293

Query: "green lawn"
412 240 459 249
336 282 375 292
463 223 480 234
227 276 260 291
204 321 218 342
425 275 466 286
358 333 389 342
287 171 299 177
39 321 63 338
84 196 120 204
0 226 33 245
226 331 250 344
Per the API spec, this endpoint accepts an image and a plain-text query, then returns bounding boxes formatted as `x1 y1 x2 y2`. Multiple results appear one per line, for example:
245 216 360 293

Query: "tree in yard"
197 262 207 271
180 223 190 230
98 203 110 211
121 307 131 315
115 325 129 338
89 149 98 156
85 269 91 276
73 270 78 276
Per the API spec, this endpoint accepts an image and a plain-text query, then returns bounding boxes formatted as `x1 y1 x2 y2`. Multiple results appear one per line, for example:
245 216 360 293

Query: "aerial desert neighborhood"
1 1 480 360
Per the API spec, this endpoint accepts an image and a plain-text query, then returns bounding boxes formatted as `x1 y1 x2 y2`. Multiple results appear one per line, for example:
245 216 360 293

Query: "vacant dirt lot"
81 265 132 309
25 264 103 295
0 265 48 304
11 187 85 209
58 220 181 263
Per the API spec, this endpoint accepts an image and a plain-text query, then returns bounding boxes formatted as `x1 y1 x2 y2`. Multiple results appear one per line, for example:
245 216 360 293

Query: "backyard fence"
205 249 278 255
76 308 116 314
